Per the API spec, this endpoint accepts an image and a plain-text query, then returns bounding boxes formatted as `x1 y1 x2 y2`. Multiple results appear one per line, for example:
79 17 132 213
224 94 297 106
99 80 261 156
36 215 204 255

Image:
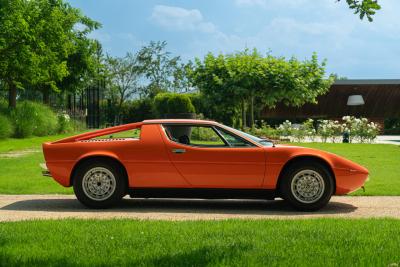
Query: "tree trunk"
250 93 254 128
8 82 17 109
43 87 50 104
242 98 247 129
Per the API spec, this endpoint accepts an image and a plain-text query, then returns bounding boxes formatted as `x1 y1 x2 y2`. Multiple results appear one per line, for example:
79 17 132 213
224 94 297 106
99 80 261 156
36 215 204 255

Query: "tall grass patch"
10 101 59 138
0 114 13 139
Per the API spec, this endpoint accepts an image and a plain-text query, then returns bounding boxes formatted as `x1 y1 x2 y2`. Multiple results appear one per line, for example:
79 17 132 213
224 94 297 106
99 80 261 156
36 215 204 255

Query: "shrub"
58 113 72 133
248 121 279 139
154 93 196 116
69 119 87 132
0 114 13 139
341 116 379 143
277 120 293 138
167 94 195 114
10 101 58 138
291 127 307 142
318 120 333 143
0 99 8 115
153 93 172 117
122 98 155 123
302 119 317 142
188 93 206 114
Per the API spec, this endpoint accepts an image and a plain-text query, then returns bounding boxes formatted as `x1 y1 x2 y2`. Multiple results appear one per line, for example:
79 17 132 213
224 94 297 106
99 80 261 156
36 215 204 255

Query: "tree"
137 41 186 97
0 0 100 108
340 0 381 21
105 53 142 123
190 50 333 129
57 38 104 99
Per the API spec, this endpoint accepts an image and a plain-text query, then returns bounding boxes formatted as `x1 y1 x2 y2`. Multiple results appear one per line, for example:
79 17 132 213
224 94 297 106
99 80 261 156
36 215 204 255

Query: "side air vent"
80 138 127 142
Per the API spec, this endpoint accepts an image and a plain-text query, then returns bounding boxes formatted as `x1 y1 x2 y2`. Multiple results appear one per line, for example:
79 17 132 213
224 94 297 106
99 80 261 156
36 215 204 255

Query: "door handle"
172 148 186 154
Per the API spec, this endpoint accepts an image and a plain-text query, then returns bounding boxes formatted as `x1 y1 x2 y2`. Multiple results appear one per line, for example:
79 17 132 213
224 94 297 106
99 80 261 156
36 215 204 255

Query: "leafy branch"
339 0 381 22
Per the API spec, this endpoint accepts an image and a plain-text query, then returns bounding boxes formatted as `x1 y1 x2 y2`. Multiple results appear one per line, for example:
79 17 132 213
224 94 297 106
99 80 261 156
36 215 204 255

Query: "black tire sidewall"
73 160 126 209
280 162 334 211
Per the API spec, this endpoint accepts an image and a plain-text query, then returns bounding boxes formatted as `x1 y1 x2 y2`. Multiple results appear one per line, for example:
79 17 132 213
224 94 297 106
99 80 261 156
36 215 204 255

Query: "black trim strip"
128 188 276 200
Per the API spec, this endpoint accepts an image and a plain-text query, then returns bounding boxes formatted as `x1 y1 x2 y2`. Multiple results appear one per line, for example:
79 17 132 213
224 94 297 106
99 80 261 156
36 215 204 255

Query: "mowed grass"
0 133 76 153
0 153 72 194
294 143 400 196
0 134 78 194
1 219 400 266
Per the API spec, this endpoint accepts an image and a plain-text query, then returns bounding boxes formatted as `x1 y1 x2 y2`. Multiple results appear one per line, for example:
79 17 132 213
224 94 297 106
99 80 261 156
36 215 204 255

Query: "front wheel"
280 161 334 211
73 160 127 208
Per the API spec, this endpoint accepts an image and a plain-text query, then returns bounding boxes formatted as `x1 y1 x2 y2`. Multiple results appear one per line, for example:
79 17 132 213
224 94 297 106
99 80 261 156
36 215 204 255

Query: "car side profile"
42 119 369 211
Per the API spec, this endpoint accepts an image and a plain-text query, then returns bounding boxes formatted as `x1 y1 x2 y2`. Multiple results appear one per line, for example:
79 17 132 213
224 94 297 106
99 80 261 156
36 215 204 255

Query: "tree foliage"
0 0 100 107
137 41 189 97
105 53 142 123
190 50 333 128
340 0 381 21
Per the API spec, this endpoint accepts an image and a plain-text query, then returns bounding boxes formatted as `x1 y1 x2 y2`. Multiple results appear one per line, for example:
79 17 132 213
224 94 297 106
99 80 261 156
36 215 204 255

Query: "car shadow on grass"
0 197 357 215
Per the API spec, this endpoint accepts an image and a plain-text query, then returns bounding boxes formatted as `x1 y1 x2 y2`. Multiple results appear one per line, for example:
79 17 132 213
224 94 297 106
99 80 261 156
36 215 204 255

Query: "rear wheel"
280 161 334 211
73 160 127 208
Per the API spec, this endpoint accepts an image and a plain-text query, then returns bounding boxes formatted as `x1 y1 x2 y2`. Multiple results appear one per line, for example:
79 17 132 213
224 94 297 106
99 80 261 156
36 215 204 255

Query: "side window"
163 125 226 147
216 128 254 147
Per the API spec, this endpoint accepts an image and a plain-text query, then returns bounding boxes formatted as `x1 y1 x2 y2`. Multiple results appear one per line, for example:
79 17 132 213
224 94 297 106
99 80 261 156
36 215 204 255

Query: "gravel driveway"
0 195 399 221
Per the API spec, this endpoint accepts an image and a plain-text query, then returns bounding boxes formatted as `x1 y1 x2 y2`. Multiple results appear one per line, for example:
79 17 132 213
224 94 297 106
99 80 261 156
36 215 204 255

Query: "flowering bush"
248 121 279 139
277 120 292 138
246 117 379 143
58 112 71 133
317 120 343 143
301 119 317 142
342 116 379 143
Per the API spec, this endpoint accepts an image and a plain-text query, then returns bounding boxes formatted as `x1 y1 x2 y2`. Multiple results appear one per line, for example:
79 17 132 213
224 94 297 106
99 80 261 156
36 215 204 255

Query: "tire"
280 161 334 211
73 160 127 209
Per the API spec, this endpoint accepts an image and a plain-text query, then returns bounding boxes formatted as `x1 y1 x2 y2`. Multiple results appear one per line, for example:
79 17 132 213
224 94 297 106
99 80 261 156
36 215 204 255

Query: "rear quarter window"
92 128 141 140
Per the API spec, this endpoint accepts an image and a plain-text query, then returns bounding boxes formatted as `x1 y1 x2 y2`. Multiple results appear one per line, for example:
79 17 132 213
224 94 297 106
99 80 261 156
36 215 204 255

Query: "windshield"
223 126 274 147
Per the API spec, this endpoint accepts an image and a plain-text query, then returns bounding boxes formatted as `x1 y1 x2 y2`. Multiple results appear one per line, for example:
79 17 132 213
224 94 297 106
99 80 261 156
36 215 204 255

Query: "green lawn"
0 136 398 195
0 219 399 266
294 143 400 196
0 133 76 153
0 153 71 194
0 134 77 194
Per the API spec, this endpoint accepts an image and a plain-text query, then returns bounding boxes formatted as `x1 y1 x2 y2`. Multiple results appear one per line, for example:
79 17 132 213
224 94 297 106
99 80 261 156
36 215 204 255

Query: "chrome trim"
172 148 186 154
40 163 52 177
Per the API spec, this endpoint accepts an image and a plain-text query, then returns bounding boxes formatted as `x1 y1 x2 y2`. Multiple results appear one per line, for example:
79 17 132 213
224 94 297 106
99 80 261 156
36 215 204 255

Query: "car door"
161 124 266 188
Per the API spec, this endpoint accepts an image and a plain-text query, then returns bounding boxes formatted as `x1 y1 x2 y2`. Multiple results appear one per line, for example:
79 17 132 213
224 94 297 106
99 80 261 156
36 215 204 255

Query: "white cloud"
150 5 216 33
148 1 400 78
116 32 143 46
89 30 111 43
234 0 309 9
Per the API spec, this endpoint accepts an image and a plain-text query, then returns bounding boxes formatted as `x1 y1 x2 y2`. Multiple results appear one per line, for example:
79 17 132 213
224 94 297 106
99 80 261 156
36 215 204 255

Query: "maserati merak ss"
42 119 369 211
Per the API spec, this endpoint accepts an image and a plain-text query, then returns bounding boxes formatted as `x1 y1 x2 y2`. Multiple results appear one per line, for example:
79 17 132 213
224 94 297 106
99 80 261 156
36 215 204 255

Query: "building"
261 79 400 127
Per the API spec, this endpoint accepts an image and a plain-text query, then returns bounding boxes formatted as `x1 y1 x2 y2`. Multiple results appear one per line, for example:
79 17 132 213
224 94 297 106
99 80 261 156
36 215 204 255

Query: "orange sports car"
42 119 369 211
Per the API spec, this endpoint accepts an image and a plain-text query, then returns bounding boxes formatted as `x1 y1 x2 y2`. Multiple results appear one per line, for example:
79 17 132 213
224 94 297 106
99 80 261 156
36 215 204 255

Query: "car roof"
143 119 219 125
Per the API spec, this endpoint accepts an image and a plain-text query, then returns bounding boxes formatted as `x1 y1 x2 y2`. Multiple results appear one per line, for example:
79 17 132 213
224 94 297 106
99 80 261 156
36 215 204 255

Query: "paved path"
1 195 400 221
376 135 400 145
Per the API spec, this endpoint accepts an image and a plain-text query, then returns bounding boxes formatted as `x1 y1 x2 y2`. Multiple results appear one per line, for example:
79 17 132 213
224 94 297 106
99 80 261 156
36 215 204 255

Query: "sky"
68 0 400 79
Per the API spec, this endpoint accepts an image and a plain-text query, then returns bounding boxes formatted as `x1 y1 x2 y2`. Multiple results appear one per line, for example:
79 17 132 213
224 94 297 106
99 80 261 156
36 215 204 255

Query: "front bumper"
334 168 369 195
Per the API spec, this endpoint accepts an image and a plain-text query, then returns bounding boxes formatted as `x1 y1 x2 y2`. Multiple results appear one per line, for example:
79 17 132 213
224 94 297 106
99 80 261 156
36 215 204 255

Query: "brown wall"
262 82 400 120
